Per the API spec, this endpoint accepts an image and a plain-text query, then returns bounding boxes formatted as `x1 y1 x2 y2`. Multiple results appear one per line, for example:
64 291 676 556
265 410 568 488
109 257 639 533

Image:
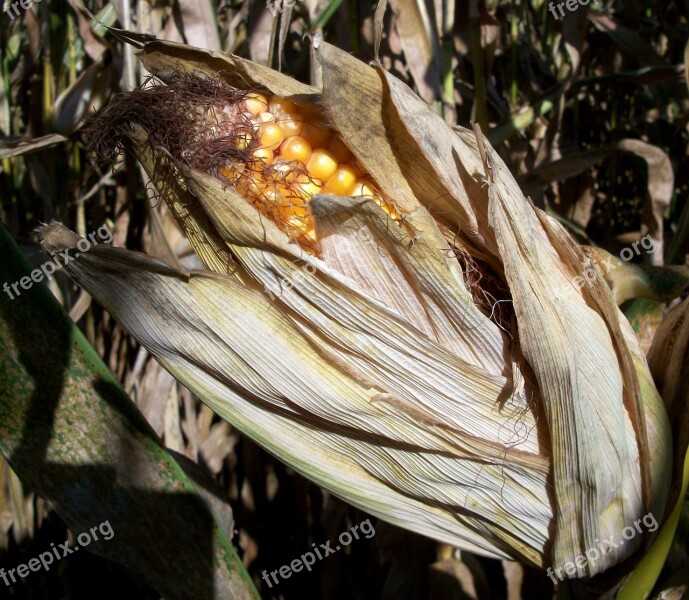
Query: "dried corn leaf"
388 0 442 104
138 39 319 100
1 223 258 600
174 0 221 51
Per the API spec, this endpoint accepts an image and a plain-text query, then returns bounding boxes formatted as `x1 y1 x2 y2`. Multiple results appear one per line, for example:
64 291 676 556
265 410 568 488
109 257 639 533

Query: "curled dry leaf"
42 37 680 583
616 140 673 266
588 13 667 68
54 57 113 135
519 140 674 260
585 246 689 305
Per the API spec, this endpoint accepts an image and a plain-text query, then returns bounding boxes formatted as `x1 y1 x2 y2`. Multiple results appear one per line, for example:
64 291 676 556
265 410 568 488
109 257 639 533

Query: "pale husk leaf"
535 215 670 522
138 39 319 100
311 194 512 380
41 223 552 566
478 129 670 576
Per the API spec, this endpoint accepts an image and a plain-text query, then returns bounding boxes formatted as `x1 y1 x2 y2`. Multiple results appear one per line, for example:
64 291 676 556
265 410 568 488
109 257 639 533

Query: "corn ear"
53 36 677 583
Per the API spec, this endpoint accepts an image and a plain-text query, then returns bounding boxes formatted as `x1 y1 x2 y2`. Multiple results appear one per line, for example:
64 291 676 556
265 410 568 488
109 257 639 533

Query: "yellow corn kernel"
235 132 253 150
306 149 338 182
292 174 324 200
301 122 331 148
280 136 312 164
325 165 358 196
287 214 310 234
349 178 376 198
252 147 274 163
259 122 285 151
269 161 301 184
263 187 285 208
245 93 268 116
326 136 352 163
236 176 264 198
277 113 304 137
257 111 275 123
281 195 309 219
303 228 317 244
268 96 298 116
220 164 245 181
377 200 398 218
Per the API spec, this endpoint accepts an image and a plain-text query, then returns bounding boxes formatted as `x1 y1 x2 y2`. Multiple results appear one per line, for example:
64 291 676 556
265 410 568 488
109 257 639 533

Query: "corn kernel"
304 228 317 244
252 147 274 163
236 176 264 198
325 165 358 195
377 200 397 218
235 132 253 150
260 122 284 151
301 122 331 148
292 174 323 200
277 113 304 137
287 214 310 233
280 136 312 164
268 96 298 116
349 178 376 198
306 149 338 181
326 136 352 163
282 195 309 219
269 161 301 184
257 111 275 123
245 93 268 116
220 164 245 181
263 187 284 208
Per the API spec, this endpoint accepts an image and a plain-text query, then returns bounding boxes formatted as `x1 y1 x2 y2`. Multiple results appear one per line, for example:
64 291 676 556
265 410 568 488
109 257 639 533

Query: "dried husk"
51 38 676 580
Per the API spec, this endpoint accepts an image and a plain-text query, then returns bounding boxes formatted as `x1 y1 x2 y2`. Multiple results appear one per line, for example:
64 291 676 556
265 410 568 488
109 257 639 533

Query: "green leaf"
0 221 259 600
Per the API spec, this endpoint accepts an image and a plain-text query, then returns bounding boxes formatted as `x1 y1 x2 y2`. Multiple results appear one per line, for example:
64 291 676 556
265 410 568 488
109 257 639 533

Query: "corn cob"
220 93 397 248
